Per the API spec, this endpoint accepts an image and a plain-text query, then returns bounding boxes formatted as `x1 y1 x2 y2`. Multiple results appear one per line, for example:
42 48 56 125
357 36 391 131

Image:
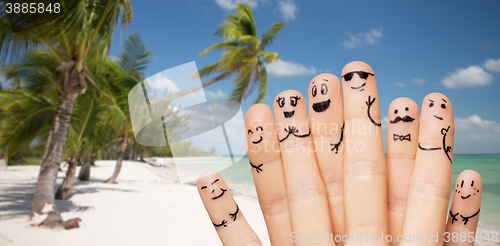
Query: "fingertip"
388 97 419 117
197 170 220 187
342 61 374 76
456 170 482 188
246 103 272 121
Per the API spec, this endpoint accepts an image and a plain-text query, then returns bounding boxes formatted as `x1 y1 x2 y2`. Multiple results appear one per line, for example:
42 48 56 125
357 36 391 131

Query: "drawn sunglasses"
342 71 374 81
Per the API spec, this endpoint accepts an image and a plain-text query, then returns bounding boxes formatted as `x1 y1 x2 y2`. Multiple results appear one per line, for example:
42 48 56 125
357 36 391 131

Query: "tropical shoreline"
0 160 498 246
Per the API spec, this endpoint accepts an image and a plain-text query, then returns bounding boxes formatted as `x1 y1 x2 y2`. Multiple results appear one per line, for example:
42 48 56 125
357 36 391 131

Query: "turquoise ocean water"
170 155 500 228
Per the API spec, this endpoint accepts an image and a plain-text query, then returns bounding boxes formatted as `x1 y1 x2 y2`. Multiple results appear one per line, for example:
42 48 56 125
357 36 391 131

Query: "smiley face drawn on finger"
277 95 301 118
390 106 415 124
200 179 227 200
450 175 481 225
418 95 453 163
247 126 264 144
342 71 374 92
311 79 331 113
428 98 448 121
391 105 415 142
455 179 480 200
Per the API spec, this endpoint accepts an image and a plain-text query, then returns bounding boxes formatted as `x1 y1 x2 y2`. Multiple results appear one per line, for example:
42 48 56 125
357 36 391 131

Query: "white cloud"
483 58 500 73
278 0 297 20
342 27 383 50
147 73 180 93
441 65 493 89
393 82 406 88
267 59 317 77
412 78 426 85
454 115 500 154
214 0 261 10
206 89 227 99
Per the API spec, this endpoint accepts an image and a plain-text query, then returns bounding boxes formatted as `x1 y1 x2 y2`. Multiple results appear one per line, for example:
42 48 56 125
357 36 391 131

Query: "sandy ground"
0 161 270 246
1 161 498 246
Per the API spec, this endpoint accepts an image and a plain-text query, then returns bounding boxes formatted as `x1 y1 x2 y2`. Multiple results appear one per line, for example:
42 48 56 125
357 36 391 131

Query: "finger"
245 103 292 246
308 73 345 244
341 61 388 245
401 93 455 245
445 170 482 246
386 98 419 245
274 90 334 245
198 171 262 245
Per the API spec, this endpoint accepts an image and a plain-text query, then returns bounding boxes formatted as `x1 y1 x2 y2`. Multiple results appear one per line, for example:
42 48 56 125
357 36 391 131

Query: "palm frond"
0 89 56 155
253 66 267 103
258 51 280 64
260 22 285 49
197 62 219 78
199 41 239 56
118 32 153 74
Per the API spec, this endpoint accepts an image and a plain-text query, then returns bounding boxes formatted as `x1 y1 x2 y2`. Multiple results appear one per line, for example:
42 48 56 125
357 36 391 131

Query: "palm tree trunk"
78 152 91 181
30 94 76 229
104 137 128 184
139 146 145 162
148 66 240 105
55 157 76 200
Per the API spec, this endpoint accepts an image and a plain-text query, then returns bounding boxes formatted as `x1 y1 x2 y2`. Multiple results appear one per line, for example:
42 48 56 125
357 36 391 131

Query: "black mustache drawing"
284 110 295 118
390 115 415 124
279 125 310 142
312 99 331 113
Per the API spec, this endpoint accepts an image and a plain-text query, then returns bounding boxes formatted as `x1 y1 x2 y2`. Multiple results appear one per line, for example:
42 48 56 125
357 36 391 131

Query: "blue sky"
104 0 500 154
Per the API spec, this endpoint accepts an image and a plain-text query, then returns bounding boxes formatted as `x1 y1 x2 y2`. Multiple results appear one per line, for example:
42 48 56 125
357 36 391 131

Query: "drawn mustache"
390 115 415 124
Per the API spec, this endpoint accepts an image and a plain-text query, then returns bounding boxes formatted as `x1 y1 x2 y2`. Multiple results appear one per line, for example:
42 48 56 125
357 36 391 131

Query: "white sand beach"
0 161 498 246
0 161 270 246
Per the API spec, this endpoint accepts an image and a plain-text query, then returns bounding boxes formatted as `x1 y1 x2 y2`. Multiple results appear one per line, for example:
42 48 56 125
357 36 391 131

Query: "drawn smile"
312 99 331 113
212 188 227 200
251 136 263 144
461 194 471 199
351 82 366 91
284 111 295 118
434 115 443 120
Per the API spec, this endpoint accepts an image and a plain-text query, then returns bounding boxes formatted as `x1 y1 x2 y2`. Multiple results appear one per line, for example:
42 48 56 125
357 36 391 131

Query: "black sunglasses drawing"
342 71 375 81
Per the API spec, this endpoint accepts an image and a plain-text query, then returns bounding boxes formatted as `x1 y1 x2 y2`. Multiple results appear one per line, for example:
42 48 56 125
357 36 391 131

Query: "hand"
197 61 482 246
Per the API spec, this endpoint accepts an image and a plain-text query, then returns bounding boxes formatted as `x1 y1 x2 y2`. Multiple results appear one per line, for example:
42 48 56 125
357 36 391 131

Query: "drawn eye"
471 180 474 186
321 84 328 95
290 96 300 107
343 72 354 81
405 107 409 111
201 186 207 190
394 109 398 114
276 97 285 108
256 126 263 131
429 102 434 107
247 129 253 134
358 71 370 79
441 104 446 109
312 85 317 97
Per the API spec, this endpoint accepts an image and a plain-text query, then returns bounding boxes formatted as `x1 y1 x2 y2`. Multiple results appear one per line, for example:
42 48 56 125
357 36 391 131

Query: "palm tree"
153 3 284 105
0 0 133 228
99 33 153 184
